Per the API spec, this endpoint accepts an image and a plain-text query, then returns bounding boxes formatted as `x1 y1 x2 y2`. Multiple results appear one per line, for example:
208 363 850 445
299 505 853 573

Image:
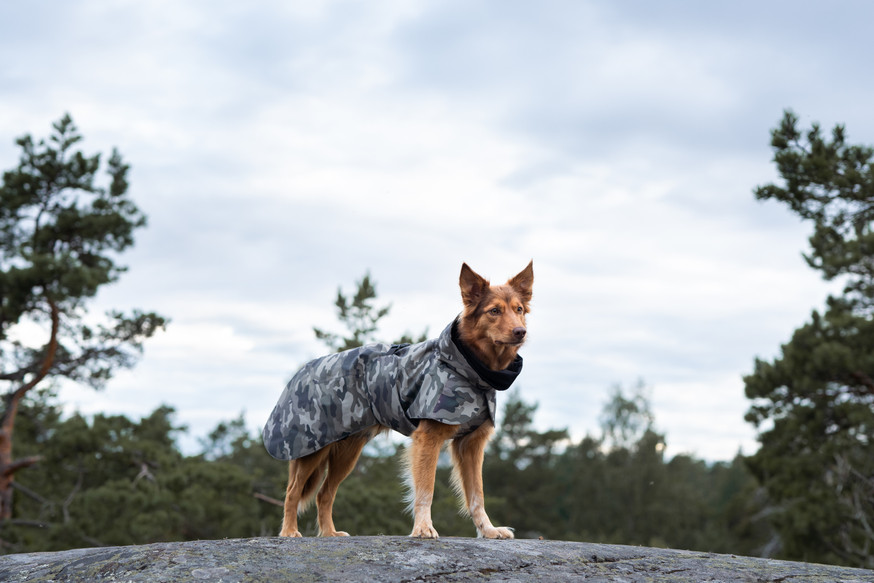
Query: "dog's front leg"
408 420 457 538
451 422 514 539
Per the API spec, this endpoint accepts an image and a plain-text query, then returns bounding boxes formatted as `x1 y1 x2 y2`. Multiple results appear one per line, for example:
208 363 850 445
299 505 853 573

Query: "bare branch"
1 456 41 478
253 492 284 507
132 462 155 487
10 481 50 505
1 299 60 434
62 471 83 524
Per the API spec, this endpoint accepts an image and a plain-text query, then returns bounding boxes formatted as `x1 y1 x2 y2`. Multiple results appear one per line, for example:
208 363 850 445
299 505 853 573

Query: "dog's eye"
516 306 524 313
489 307 501 316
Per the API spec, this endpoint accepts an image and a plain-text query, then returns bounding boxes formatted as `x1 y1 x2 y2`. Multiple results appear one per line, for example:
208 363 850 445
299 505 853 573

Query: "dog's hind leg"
316 431 372 536
280 446 331 537
407 420 458 538
450 421 514 539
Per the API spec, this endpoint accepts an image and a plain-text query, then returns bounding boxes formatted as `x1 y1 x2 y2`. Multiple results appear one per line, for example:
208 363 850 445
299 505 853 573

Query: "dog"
262 261 533 539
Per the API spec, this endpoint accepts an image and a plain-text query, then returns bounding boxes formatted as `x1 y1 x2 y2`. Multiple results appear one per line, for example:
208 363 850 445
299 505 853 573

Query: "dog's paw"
480 526 514 539
409 522 440 539
279 529 303 538
321 530 350 537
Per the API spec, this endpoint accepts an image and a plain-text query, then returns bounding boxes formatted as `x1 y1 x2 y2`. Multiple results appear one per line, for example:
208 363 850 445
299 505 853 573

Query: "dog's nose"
512 327 526 340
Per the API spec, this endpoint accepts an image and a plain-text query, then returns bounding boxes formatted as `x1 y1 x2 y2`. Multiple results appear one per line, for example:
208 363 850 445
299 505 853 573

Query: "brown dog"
274 262 533 539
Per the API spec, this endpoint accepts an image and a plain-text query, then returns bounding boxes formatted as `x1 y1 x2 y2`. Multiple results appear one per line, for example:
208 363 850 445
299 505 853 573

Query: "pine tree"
312 272 391 352
0 115 166 520
312 272 427 352
744 110 874 568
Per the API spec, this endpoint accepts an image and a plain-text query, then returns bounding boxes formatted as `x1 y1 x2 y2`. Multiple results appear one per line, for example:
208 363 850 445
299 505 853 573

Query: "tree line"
0 113 871 569
0 382 768 558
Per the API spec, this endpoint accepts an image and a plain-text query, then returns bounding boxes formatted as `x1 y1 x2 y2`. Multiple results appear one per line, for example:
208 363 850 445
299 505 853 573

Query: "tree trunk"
0 299 59 520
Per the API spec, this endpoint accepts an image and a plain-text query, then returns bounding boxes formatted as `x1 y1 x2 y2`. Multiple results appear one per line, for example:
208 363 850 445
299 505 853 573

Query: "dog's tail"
400 445 418 516
297 459 328 513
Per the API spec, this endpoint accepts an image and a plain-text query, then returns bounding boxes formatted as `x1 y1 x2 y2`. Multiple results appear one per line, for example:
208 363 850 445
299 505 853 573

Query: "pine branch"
0 299 60 433
10 481 50 505
1 456 41 479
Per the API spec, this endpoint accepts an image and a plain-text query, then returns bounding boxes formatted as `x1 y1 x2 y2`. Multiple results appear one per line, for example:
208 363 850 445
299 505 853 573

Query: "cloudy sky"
2 1 871 461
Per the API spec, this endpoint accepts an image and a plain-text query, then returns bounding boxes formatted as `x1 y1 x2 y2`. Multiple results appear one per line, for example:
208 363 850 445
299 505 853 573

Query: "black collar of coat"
450 319 523 391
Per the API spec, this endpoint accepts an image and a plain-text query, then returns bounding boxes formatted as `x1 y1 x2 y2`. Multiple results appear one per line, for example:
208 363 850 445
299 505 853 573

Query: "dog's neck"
456 318 521 371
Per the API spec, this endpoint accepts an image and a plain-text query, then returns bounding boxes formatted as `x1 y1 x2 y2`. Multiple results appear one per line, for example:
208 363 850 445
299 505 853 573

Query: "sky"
1 1 871 461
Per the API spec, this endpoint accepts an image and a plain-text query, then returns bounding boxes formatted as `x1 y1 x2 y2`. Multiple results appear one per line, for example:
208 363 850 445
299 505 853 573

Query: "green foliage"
754 110 874 309
307 449 409 536
484 406 570 538
312 272 428 353
745 110 874 568
0 391 286 552
0 388 770 557
0 114 168 386
599 380 655 451
313 273 391 352
1 114 147 323
744 298 874 566
481 389 766 553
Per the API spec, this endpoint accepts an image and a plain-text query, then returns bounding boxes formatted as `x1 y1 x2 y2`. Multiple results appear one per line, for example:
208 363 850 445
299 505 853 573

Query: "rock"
1 536 872 582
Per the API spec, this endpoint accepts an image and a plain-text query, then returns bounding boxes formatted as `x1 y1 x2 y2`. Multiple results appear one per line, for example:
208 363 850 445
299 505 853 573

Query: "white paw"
480 526 514 539
279 529 303 538
321 530 350 537
410 522 440 539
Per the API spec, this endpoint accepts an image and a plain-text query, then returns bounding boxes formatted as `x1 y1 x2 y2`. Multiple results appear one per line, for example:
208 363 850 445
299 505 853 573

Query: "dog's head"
457 261 534 370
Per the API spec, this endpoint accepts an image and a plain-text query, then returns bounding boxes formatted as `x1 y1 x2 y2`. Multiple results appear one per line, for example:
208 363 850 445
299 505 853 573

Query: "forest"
0 113 872 569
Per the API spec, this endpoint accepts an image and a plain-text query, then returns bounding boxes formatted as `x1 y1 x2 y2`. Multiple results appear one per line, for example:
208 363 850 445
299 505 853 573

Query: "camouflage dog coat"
263 319 522 460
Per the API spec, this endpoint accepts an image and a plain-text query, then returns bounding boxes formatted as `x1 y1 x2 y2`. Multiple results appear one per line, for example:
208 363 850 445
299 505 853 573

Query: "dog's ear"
459 263 490 307
507 260 534 303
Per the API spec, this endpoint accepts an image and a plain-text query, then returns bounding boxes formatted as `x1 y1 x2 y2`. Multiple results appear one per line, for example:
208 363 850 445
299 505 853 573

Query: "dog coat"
263 319 522 460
